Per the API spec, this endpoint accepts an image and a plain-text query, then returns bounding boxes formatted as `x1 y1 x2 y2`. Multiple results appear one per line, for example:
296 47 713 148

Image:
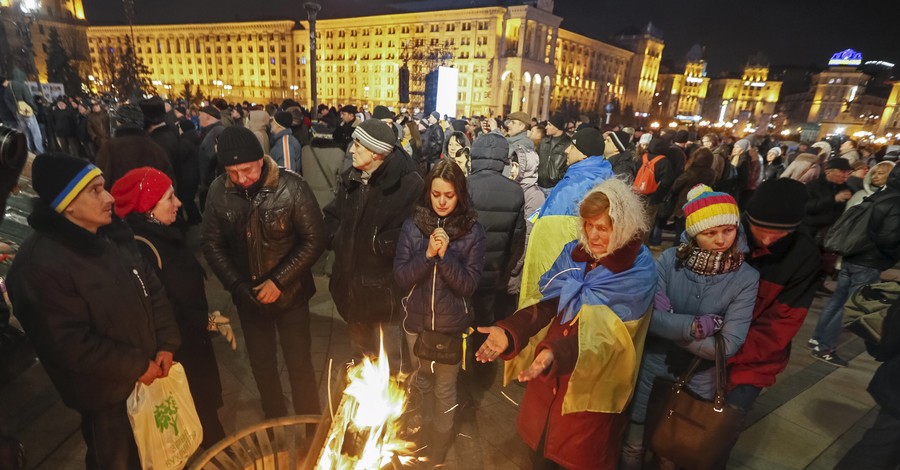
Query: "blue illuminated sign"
829 49 863 66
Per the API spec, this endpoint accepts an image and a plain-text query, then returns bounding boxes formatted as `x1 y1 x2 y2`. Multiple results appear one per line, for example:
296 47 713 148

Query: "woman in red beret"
111 167 228 447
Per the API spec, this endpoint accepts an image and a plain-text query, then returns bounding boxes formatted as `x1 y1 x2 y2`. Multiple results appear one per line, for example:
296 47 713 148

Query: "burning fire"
315 332 422 469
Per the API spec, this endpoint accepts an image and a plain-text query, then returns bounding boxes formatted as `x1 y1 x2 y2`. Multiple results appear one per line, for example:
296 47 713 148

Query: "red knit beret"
111 167 173 218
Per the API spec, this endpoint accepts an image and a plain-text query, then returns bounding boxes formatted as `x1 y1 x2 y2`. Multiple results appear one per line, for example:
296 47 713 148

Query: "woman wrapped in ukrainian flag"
475 177 657 470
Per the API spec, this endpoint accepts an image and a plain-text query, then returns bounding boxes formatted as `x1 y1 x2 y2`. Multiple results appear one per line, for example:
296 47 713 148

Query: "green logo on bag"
154 394 180 436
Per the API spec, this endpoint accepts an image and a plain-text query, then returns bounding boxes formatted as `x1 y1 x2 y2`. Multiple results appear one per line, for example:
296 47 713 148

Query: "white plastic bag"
127 363 203 469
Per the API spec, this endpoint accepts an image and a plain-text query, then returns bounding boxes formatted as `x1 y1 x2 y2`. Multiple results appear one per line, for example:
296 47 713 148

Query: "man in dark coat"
176 120 203 224
95 104 175 190
7 153 181 469
420 111 445 172
467 133 526 329
323 119 424 369
803 158 852 241
50 99 79 155
538 114 571 192
332 104 358 152
202 126 326 418
810 164 900 366
197 106 225 209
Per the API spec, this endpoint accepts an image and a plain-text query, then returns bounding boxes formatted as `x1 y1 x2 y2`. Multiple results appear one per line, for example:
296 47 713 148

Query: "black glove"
232 282 262 313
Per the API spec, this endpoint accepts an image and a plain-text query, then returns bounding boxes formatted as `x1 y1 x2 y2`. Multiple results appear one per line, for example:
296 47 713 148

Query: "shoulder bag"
644 334 746 470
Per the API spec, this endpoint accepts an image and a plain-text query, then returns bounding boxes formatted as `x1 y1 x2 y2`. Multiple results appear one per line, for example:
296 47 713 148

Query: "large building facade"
0 0 90 82
701 59 782 123
86 1 662 118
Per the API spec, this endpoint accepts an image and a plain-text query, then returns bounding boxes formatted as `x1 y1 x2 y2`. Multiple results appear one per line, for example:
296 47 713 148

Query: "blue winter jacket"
629 245 759 423
394 216 486 334
540 157 614 218
270 128 302 171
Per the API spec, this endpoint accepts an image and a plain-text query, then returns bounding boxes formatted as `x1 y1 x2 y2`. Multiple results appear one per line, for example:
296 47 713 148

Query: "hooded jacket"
248 110 270 153
394 206 486 335
467 133 526 292
324 146 424 323
202 156 326 311
844 165 900 270
7 203 181 412
507 147 545 294
781 152 821 183
847 161 896 208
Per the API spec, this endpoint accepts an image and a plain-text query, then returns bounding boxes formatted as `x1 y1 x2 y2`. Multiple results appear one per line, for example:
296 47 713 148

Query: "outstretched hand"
517 349 554 382
474 326 509 363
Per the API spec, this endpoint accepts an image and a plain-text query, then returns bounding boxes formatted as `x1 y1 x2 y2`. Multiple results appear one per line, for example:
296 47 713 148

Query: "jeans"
18 113 43 154
405 332 460 433
812 262 881 352
237 301 320 418
347 320 404 373
836 408 900 469
80 402 141 470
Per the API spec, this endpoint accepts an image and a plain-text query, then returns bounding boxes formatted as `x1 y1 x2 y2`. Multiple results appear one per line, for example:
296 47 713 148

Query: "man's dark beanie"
549 113 566 131
827 158 852 171
139 97 166 126
281 99 300 110
178 119 196 133
32 152 102 213
746 178 807 230
340 104 358 115
115 104 144 131
608 130 630 153
200 105 221 120
216 126 263 167
451 119 467 133
572 127 605 157
273 111 293 129
372 105 393 120
674 129 689 144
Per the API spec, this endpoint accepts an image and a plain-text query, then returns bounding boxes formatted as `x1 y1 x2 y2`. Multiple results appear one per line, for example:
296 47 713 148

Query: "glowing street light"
650 121 660 129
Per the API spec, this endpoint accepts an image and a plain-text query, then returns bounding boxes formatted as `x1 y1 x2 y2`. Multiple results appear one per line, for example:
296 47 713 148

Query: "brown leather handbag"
644 334 746 470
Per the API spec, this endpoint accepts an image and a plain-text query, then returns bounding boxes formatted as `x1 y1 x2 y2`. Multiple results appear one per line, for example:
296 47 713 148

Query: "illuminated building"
610 23 664 115
653 45 709 120
701 54 781 123
86 0 663 118
877 81 900 136
0 0 90 82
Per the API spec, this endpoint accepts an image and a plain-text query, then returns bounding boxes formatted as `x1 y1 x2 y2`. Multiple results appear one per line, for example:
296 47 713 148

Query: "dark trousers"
836 407 900 469
237 302 320 418
727 384 762 411
176 329 226 447
79 403 141 470
176 185 202 226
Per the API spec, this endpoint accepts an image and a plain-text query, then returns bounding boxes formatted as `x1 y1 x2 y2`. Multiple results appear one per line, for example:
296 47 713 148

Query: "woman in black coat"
111 166 227 447
668 147 717 238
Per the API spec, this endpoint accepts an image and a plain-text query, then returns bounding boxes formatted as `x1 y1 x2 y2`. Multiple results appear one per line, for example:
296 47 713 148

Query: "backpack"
843 281 900 360
824 193 900 255
633 153 666 195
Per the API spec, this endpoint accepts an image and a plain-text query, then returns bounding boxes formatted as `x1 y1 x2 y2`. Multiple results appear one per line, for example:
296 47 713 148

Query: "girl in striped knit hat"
621 184 760 470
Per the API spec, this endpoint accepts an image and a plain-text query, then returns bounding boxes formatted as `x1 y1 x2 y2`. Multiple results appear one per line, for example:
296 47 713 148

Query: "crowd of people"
4 91 900 470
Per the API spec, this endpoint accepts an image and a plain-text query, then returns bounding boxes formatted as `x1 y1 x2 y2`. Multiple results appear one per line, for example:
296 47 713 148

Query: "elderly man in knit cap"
727 178 821 409
7 153 181 469
537 113 572 193
202 126 326 420
323 119 423 369
269 110 302 171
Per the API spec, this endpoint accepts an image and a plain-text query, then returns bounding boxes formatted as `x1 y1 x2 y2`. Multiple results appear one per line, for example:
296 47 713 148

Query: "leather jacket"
538 134 572 188
201 156 326 311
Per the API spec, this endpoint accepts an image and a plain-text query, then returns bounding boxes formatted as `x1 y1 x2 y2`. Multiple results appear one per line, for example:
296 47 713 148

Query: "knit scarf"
679 245 744 276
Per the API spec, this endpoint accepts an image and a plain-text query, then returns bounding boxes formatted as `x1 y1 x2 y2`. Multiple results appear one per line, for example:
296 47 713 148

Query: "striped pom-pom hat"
683 184 740 238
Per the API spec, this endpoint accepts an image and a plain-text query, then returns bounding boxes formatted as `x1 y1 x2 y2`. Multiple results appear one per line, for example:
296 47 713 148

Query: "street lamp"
223 84 232 100
289 84 299 99
304 0 321 115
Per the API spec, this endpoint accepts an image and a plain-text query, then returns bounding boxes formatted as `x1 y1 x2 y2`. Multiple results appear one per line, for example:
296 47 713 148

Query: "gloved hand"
232 282 261 312
208 310 237 350
691 314 724 340
654 291 673 313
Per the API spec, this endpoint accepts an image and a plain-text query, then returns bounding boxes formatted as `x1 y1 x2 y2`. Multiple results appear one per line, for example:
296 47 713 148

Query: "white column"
499 18 507 57
542 79 552 120
516 21 527 57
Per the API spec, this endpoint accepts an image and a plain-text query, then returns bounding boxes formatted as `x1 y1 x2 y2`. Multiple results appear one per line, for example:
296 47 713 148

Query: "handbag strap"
674 333 728 410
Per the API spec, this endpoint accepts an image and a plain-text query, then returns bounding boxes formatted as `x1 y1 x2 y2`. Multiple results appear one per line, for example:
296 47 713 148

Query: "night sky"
82 0 900 75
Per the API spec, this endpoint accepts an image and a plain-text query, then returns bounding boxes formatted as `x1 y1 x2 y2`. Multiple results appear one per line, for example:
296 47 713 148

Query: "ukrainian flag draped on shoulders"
520 157 614 309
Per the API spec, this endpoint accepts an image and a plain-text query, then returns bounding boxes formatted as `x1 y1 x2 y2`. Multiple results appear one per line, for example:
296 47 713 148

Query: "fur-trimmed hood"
577 177 648 258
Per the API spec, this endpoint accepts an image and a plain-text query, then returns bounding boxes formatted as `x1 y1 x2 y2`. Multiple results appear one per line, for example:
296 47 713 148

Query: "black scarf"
413 204 478 241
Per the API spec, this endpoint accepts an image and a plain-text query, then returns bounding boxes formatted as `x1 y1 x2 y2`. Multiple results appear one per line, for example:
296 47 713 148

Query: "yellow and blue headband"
51 164 102 213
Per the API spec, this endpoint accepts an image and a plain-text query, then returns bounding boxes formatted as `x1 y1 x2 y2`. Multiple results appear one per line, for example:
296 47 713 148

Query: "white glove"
208 310 237 351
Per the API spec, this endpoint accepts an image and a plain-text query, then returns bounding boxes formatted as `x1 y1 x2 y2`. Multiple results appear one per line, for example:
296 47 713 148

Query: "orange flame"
316 330 421 469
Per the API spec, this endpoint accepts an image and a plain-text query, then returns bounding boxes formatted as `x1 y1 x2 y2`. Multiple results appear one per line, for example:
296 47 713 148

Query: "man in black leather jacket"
537 113 571 192
202 126 326 418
